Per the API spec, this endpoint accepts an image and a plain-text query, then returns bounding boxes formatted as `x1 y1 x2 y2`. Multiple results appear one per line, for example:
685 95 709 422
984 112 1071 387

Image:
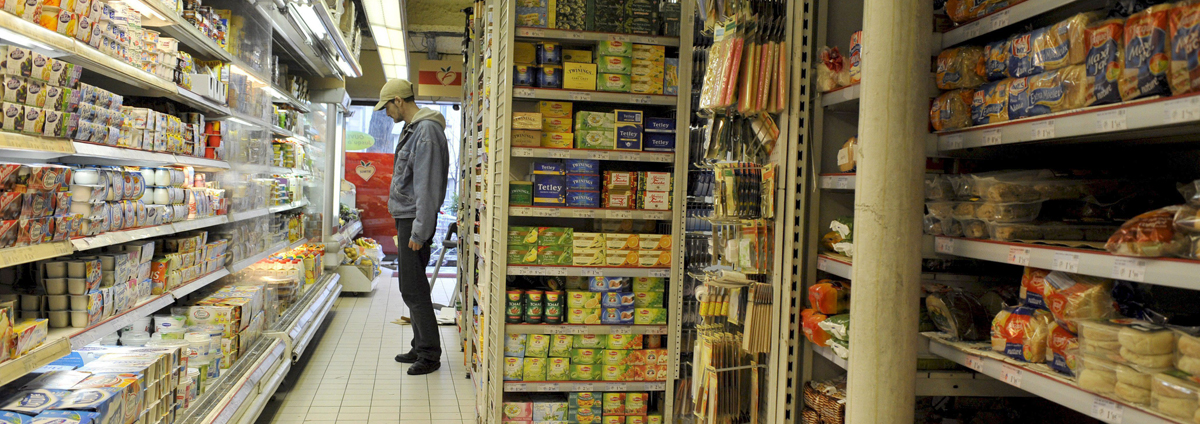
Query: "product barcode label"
1095 110 1128 132
1091 397 1123 423
1007 247 1031 266
1112 258 1147 282
965 355 984 372
1031 120 1056 140
982 129 1002 146
1001 364 1022 387
943 134 964 150
1164 97 1200 123
1051 252 1080 273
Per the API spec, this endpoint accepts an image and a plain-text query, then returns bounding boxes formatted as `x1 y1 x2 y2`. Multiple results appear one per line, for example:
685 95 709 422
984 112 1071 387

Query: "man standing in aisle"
376 79 449 375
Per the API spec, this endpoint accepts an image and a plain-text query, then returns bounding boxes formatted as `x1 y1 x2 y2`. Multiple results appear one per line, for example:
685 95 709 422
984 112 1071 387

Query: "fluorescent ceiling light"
297 5 328 40
383 0 402 25
372 25 389 46
389 29 404 46
362 0 383 24
378 48 393 65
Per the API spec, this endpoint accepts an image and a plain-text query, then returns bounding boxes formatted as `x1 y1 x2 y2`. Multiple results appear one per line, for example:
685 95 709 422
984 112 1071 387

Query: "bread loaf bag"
1025 64 1095 117
1032 13 1095 72
808 280 850 315
936 46 987 90
801 309 831 347
1020 267 1051 309
816 47 845 93
1008 32 1042 78
931 89 974 131
849 31 863 85
971 80 1010 125
992 305 1053 362
927 289 990 341
1087 19 1126 105
1043 271 1115 333
984 38 1011 80
945 0 1021 24
1120 4 1172 101
1006 76 1032 119
1105 205 1190 257
1169 3 1200 95
1047 322 1080 376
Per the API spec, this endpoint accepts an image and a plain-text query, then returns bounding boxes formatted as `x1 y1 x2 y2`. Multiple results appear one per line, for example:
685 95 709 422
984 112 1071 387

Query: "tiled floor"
256 274 477 424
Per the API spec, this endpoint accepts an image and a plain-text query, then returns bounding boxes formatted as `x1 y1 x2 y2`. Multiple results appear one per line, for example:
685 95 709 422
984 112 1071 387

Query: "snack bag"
1120 4 1172 101
992 305 1053 362
1086 19 1125 105
930 89 973 131
936 46 987 90
1169 2 1200 94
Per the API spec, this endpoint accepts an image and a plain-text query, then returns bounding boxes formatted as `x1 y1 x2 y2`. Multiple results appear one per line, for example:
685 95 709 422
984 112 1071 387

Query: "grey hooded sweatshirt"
389 107 449 244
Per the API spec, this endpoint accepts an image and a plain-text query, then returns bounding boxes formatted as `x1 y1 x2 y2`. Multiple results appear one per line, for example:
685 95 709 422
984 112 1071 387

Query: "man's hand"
408 239 423 250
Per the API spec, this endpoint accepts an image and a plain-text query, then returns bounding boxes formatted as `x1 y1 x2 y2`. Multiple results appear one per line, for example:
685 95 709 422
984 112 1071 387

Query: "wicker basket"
817 392 846 424
801 407 821 424
803 382 820 409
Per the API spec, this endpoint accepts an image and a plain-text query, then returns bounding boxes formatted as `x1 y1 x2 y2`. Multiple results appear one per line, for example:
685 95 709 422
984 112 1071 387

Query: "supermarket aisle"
256 278 477 424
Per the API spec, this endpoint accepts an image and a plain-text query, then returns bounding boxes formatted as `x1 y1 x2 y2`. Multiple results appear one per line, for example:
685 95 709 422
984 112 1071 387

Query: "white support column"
845 0 931 423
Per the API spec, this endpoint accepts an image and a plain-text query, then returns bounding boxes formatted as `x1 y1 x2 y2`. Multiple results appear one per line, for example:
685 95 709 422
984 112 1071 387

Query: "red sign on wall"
346 152 399 255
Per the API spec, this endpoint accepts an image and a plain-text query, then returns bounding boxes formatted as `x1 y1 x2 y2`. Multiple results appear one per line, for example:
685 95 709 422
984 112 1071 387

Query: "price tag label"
71 239 92 251
586 151 605 160
1095 110 1128 132
1112 257 1147 282
1031 120 1056 140
617 152 639 161
577 210 597 218
548 268 568 276
989 10 1010 30
1091 397 1124 423
936 237 955 253
632 96 651 105
569 32 584 39
1001 364 1022 387
1007 246 1031 266
581 268 603 276
1051 252 1081 273
965 355 985 372
546 326 568 335
538 383 560 392
1164 97 1200 123
610 211 632 219
512 207 531 216
982 129 1002 146
549 150 570 158
608 383 628 391
611 326 632 335
514 88 534 97
575 383 594 391
524 28 545 37
611 34 630 42
816 257 830 272
944 134 964 150
835 176 851 189
568 326 588 334
649 269 670 278
963 21 982 39
569 92 592 101
534 208 559 217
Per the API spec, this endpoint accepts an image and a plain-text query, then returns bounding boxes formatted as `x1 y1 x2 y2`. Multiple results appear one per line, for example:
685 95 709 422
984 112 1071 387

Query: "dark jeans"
395 218 441 362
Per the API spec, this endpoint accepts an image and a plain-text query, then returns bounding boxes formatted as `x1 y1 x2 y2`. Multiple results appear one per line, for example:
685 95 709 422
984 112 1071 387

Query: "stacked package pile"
513 41 680 95
503 392 663 424
29 239 157 329
0 164 79 247
179 283 267 371
508 226 572 267
800 279 850 359
509 101 676 153
568 276 666 325
0 47 83 138
151 231 228 294
502 332 668 382
516 0 677 36
506 227 671 269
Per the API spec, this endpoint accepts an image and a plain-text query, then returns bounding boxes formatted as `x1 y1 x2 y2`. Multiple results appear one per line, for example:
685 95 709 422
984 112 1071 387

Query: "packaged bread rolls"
817 47 846 93
1078 319 1124 362
808 280 850 315
802 309 831 347
936 46 987 90
1047 322 1080 376
1032 13 1095 72
1151 372 1200 420
1106 206 1190 257
971 80 1010 125
1179 332 1200 357
1078 353 1120 395
1115 365 1154 405
1043 271 1115 333
984 38 1011 81
992 305 1053 362
1169 3 1200 95
945 0 1019 24
1120 4 1172 101
1176 353 1200 375
1086 19 1126 106
930 89 974 131
837 137 857 172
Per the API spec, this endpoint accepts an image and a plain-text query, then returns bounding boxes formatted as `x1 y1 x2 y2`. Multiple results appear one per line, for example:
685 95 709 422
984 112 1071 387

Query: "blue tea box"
615 123 643 151
514 65 538 87
566 190 599 208
564 159 599 174
536 42 562 65
601 292 636 308
537 65 562 89
615 109 643 123
532 174 565 206
530 162 565 175
645 117 675 132
566 174 599 191
644 132 675 152
601 305 635 324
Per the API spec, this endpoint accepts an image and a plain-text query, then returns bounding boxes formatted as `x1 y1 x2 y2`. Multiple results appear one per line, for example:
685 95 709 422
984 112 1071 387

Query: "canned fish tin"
544 290 563 324
523 290 544 324
505 289 524 323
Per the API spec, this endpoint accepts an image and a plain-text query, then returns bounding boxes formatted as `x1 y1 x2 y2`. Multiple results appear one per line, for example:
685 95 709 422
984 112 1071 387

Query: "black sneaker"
407 360 441 375
395 352 418 363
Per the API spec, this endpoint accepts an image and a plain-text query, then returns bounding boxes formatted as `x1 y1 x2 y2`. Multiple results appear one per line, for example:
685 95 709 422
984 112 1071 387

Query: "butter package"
644 132 675 152
606 249 639 267
575 111 615 130
515 42 537 64
638 250 670 267
575 130 615 150
634 308 667 324
567 190 600 208
605 233 640 250
632 277 665 292
564 49 592 63
597 74 632 92
569 364 601 380
543 117 572 133
522 358 548 381
638 234 671 251
664 58 679 95
633 291 664 308
596 41 633 57
564 62 598 91
539 101 573 118
541 132 573 149
566 291 600 308
596 55 632 74
566 174 599 191
513 112 543 130
513 129 542 147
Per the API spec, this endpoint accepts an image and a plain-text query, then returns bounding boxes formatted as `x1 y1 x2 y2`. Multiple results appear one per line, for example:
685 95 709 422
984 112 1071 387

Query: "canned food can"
505 289 524 323
544 290 564 324
524 290 544 324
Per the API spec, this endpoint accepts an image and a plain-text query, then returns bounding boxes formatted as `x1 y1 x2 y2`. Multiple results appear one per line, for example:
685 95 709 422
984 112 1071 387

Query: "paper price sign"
549 150 570 158
649 269 670 277
632 96 652 105
533 208 559 217
568 327 588 334
611 327 632 334
522 28 545 37
989 10 1010 30
1112 258 1147 282
569 92 592 101
1001 364 1022 387
1095 110 1128 133
1007 247 1031 266
1091 397 1123 423
568 32 584 39
611 34 631 42
1031 120 1056 140
965 355 985 372
816 257 830 272
1052 252 1080 273
608 383 628 391
575 383 594 391
514 88 534 97
578 210 597 218
538 383 560 392
943 134 964 150
1164 97 1200 123
935 237 955 253
548 268 568 276
981 129 1002 146
835 176 851 189
546 326 568 334
610 211 632 219
581 268 603 276
617 153 639 161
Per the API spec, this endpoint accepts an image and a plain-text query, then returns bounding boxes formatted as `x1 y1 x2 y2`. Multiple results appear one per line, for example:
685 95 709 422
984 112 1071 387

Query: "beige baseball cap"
374 79 415 110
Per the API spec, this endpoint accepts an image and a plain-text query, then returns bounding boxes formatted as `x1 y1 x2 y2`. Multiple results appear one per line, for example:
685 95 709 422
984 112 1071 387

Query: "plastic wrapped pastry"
991 305 1053 362
1115 363 1160 405
1078 353 1119 395
1043 271 1115 333
936 46 987 90
930 89 973 131
816 47 848 93
1106 206 1190 257
1151 372 1200 420
808 280 850 315
1020 267 1051 309
1078 319 1124 362
1120 4 1172 101
802 309 831 347
927 289 990 341
1087 19 1126 106
1047 322 1080 376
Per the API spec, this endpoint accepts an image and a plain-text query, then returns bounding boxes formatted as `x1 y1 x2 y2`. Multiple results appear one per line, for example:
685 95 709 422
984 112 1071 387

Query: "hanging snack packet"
1169 2 1200 94
1120 4 1172 101
1086 19 1125 105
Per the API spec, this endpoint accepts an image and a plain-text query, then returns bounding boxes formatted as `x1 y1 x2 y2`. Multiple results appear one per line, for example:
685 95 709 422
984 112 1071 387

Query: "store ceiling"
351 0 469 102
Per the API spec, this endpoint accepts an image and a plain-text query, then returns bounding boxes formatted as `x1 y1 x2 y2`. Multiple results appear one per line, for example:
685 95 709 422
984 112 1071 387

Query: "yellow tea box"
513 112 543 130
572 248 606 266
563 49 592 63
563 62 597 91
637 250 670 268
541 132 574 148
542 117 572 133
515 42 537 64
538 100 573 118
638 234 671 251
605 233 640 250
512 129 542 147
567 291 601 308
572 232 606 249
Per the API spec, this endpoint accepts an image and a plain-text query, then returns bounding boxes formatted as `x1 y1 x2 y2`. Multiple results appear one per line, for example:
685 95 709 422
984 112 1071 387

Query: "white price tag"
568 326 588 334
1112 257 1147 282
549 150 570 158
546 326 568 335
538 383 560 391
982 129 1002 146
549 267 568 276
965 355 985 372
989 10 1010 30
514 88 534 97
816 257 830 272
963 21 982 38
1052 252 1081 273
576 383 594 391
578 210 598 218
1007 246 1031 266
611 34 630 42
608 383 628 391
569 92 592 101
835 176 851 189
1164 97 1200 123
581 268 603 276
936 237 955 253
1001 364 1022 387
1095 110 1128 132
610 211 632 219
944 134 964 150
649 269 670 278
632 96 651 105
513 207 531 216
1091 397 1124 423
569 32 584 40
524 28 545 37
611 326 632 335
534 208 559 217
617 152 639 161
1031 120 1056 140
